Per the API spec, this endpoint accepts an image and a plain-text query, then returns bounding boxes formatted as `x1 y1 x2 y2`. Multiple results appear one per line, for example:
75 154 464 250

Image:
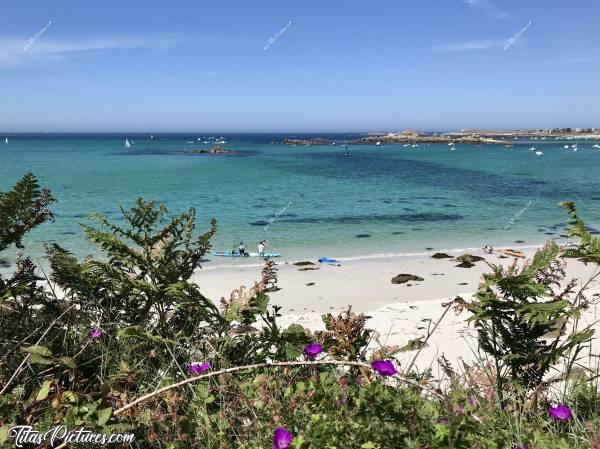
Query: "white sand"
194 248 600 373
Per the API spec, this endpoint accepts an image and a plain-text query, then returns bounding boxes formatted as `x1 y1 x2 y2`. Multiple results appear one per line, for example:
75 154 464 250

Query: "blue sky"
1 0 599 132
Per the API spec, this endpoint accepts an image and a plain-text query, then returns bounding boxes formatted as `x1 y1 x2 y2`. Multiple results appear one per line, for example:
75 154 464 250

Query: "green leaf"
36 379 53 401
22 345 53 357
0 425 9 445
56 356 76 369
62 391 78 404
28 354 53 365
96 407 112 426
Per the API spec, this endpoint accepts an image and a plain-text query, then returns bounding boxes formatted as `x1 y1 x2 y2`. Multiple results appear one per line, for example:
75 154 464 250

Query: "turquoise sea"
2 133 600 267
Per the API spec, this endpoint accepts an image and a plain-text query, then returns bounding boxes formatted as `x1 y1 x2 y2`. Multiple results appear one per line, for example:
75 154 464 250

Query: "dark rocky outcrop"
455 261 475 268
391 274 424 284
456 254 485 263
431 252 453 259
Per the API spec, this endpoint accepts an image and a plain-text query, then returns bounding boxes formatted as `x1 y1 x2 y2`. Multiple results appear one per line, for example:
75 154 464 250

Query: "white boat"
4 137 7 144
593 144 600 149
564 145 569 149
215 140 226 144
375 141 381 146
125 139 131 148
529 146 536 151
571 144 577 148
535 151 543 156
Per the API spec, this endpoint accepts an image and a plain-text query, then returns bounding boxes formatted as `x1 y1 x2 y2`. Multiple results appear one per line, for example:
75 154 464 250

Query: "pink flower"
187 362 210 375
272 427 293 449
89 327 103 339
548 403 572 421
303 342 323 358
371 360 397 376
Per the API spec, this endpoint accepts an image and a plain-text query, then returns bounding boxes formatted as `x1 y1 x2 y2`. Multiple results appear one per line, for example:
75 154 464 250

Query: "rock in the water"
356 234 371 238
456 254 485 263
431 252 453 259
455 261 475 268
294 261 315 266
392 274 424 284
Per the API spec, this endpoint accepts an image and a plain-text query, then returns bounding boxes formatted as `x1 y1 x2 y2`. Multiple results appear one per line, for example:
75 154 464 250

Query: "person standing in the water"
258 241 265 258
239 242 248 257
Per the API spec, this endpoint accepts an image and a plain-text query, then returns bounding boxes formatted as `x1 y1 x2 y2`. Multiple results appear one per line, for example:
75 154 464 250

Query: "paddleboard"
318 257 341 266
501 249 526 258
213 252 281 258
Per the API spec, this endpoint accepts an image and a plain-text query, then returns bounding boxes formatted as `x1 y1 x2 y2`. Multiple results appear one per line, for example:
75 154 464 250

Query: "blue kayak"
213 252 281 258
319 257 341 266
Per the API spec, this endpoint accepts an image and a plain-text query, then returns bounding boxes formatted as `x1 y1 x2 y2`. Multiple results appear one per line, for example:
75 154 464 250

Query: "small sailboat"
125 139 131 148
375 141 381 146
4 137 7 144
535 151 544 156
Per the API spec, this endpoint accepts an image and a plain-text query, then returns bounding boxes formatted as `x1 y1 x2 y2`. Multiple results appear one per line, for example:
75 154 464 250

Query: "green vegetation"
1 173 600 448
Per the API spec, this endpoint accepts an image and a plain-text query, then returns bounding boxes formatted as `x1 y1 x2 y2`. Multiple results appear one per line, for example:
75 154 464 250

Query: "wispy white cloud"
0 33 182 67
462 0 509 19
567 57 593 63
432 39 507 52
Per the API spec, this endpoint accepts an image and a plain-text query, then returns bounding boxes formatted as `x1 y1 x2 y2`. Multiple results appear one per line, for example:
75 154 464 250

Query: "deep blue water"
1 133 600 266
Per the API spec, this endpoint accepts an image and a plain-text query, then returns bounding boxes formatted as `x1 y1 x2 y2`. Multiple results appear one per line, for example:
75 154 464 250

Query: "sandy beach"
195 247 600 373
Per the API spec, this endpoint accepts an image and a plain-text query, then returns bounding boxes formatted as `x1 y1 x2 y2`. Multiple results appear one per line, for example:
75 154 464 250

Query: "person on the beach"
483 245 493 254
239 242 248 257
258 241 265 258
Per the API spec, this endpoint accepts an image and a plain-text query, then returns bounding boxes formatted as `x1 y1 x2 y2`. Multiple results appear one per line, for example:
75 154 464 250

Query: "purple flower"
187 362 210 375
89 327 103 339
453 405 464 415
548 403 572 421
303 342 323 358
272 427 293 449
371 360 397 376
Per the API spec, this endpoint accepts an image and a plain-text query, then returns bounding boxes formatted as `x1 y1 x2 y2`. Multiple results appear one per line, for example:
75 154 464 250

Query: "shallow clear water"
1 133 600 266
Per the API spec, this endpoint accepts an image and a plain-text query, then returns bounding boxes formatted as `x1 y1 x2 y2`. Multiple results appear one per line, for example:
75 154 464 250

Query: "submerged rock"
179 146 239 155
392 274 424 284
356 234 371 238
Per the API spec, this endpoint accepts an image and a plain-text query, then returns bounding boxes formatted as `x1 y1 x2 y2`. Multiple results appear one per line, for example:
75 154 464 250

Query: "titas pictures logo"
8 425 135 447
